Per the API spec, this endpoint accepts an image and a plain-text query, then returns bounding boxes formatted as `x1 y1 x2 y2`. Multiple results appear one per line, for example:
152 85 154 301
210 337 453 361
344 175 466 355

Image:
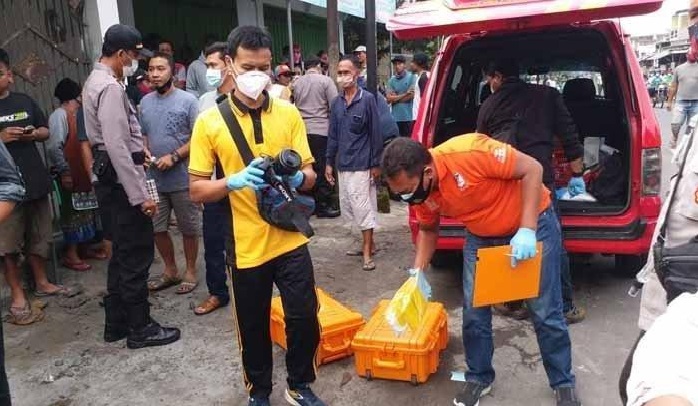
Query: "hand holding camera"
226 158 267 191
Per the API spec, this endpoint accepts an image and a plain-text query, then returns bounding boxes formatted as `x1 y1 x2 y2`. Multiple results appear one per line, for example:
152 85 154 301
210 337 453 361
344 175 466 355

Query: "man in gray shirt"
82 24 180 349
668 52 698 147
186 36 217 97
140 52 201 296
293 58 340 218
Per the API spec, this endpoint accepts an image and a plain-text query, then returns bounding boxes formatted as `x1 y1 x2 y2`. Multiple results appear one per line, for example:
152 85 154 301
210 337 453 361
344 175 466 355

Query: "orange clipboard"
472 243 543 308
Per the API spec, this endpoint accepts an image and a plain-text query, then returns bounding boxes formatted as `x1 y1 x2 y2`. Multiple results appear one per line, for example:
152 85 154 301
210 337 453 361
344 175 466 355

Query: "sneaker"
555 387 581 406
564 306 586 325
249 396 271 406
493 302 529 320
284 385 326 406
453 381 492 406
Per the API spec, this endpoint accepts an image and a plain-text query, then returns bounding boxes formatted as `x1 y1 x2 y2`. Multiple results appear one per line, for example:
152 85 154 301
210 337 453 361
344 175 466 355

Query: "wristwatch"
171 150 181 164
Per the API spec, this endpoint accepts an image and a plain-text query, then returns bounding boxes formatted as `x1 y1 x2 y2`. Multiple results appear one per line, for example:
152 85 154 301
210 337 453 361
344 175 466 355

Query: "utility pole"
327 0 339 80
365 0 377 94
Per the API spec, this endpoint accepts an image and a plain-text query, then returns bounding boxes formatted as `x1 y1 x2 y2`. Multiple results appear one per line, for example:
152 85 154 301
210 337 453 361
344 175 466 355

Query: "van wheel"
615 254 647 277
430 250 462 270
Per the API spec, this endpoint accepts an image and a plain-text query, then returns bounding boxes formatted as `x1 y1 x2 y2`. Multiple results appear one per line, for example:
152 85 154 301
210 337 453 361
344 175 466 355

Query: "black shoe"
453 381 492 406
248 396 271 406
555 387 581 406
103 294 128 342
315 207 340 218
284 385 326 406
126 321 181 349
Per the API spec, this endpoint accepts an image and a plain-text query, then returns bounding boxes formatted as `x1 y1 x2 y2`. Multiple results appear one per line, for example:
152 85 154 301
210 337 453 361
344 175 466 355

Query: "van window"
523 71 605 98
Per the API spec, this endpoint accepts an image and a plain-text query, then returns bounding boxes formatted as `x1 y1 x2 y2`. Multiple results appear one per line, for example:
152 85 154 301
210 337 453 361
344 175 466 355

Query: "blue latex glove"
226 158 266 191
567 176 586 197
287 171 305 189
408 268 432 300
509 227 537 268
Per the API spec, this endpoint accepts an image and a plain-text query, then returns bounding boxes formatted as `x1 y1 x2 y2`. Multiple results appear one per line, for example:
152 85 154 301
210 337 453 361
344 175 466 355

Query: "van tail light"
642 148 661 196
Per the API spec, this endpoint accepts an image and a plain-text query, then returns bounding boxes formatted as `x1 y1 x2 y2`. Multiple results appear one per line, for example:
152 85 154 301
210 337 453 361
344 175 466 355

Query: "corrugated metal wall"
0 0 91 115
133 0 237 63
264 5 327 66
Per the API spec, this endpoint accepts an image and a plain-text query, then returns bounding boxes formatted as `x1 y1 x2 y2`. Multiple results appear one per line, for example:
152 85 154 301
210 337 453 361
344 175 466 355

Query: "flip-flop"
176 281 198 295
362 259 376 271
194 296 223 315
7 303 44 325
34 285 78 298
61 259 92 272
83 250 108 260
148 275 182 292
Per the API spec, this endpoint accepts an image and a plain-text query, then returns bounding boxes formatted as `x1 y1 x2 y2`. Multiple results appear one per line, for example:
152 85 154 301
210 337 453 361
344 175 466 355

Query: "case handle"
373 358 406 370
322 338 351 353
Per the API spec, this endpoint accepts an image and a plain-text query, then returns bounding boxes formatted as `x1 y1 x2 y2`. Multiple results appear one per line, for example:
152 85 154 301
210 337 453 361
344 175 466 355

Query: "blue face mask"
206 68 222 88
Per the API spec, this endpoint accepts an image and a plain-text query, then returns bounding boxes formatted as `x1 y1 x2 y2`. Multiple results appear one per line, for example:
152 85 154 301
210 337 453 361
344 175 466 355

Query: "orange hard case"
351 300 448 385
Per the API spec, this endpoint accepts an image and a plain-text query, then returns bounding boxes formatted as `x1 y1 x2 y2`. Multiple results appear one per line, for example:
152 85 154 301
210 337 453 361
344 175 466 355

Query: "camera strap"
217 98 255 167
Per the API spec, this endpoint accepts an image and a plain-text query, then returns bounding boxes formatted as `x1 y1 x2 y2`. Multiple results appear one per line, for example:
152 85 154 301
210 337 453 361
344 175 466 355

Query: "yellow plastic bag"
385 276 428 334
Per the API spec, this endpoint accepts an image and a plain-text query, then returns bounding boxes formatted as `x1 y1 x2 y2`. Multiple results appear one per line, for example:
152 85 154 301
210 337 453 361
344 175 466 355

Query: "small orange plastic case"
270 288 366 365
351 300 448 385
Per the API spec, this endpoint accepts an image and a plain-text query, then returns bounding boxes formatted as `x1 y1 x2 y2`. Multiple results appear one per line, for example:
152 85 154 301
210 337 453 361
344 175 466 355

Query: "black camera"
258 149 302 198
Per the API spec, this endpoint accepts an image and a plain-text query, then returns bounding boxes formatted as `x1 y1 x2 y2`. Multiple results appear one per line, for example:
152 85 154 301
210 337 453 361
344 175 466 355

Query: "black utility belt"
92 148 146 166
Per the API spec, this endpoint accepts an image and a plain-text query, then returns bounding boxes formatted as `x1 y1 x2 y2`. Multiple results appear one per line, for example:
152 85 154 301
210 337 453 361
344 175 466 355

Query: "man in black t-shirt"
0 48 68 326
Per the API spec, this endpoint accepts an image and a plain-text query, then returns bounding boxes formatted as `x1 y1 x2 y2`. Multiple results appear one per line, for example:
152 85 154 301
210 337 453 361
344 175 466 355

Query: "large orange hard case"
351 300 448 385
270 288 365 365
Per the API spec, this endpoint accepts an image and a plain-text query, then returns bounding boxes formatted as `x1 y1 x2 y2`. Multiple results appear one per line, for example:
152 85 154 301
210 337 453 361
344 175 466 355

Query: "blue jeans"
203 201 229 304
551 193 574 313
462 207 575 389
671 99 698 137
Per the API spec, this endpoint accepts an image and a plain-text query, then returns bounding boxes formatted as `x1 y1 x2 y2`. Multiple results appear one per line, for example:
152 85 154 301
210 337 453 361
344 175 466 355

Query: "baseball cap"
103 24 153 57
413 52 429 68
354 45 367 53
391 55 406 63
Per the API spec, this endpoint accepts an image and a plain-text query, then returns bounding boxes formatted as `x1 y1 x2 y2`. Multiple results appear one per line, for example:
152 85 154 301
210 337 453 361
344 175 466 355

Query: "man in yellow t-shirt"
188 26 325 406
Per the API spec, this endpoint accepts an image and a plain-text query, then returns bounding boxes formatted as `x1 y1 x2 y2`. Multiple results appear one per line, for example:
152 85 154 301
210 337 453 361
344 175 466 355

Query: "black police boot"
125 302 181 350
315 203 340 219
103 294 128 342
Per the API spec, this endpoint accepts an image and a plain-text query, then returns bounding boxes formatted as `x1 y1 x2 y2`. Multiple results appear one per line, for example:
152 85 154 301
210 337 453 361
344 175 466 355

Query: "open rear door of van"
387 0 663 39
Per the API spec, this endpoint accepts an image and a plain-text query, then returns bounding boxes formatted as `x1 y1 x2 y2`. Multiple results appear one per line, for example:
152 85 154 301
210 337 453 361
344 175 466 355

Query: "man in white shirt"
410 52 430 121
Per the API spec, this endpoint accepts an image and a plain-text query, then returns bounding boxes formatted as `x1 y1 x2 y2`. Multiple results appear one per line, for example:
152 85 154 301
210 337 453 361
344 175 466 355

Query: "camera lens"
274 149 302 175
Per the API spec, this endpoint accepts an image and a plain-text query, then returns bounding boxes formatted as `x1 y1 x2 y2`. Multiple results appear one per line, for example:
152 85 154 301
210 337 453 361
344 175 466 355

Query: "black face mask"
156 77 173 94
400 169 433 205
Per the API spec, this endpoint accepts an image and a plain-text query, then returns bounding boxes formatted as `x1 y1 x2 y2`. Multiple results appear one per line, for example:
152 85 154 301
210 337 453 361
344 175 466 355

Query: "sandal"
83 250 108 260
7 302 44 325
35 284 78 298
362 259 376 271
147 275 182 292
61 259 92 272
176 281 199 295
194 296 223 315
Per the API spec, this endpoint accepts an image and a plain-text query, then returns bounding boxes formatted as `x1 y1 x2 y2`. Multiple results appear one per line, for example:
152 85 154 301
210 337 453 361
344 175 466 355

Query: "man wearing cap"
354 46 368 89
387 55 416 138
269 65 293 101
82 24 180 349
410 53 430 122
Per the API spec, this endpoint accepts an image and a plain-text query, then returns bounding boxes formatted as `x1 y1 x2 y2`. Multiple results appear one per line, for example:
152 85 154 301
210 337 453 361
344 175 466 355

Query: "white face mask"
206 68 222 88
123 57 138 77
234 68 270 100
336 75 354 89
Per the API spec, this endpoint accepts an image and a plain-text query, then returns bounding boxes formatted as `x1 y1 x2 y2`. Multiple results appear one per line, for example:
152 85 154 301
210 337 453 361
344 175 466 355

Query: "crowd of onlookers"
0 33 432 326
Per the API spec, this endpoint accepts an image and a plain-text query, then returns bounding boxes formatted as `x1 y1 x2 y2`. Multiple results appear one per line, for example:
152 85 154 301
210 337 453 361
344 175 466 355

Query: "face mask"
400 170 433 205
336 75 354 88
156 77 173 94
233 66 270 100
123 55 138 77
206 68 222 88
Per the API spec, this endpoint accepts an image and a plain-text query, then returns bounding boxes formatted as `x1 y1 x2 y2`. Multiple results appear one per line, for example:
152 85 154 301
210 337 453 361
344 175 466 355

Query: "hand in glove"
509 227 537 268
286 171 305 189
226 158 266 191
567 176 586 197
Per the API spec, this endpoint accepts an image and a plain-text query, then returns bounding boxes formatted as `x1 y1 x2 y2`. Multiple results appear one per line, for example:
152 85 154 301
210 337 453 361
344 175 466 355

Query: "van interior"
434 28 631 215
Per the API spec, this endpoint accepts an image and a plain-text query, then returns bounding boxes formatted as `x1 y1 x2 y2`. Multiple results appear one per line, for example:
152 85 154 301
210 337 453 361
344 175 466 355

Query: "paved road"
5 108 681 406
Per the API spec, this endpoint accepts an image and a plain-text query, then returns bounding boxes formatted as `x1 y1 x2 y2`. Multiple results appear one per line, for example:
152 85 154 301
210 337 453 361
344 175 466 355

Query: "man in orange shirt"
382 135 580 406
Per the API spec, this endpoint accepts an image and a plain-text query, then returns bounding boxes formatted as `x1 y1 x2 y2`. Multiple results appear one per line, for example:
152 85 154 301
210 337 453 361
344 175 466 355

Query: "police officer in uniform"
82 24 180 349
